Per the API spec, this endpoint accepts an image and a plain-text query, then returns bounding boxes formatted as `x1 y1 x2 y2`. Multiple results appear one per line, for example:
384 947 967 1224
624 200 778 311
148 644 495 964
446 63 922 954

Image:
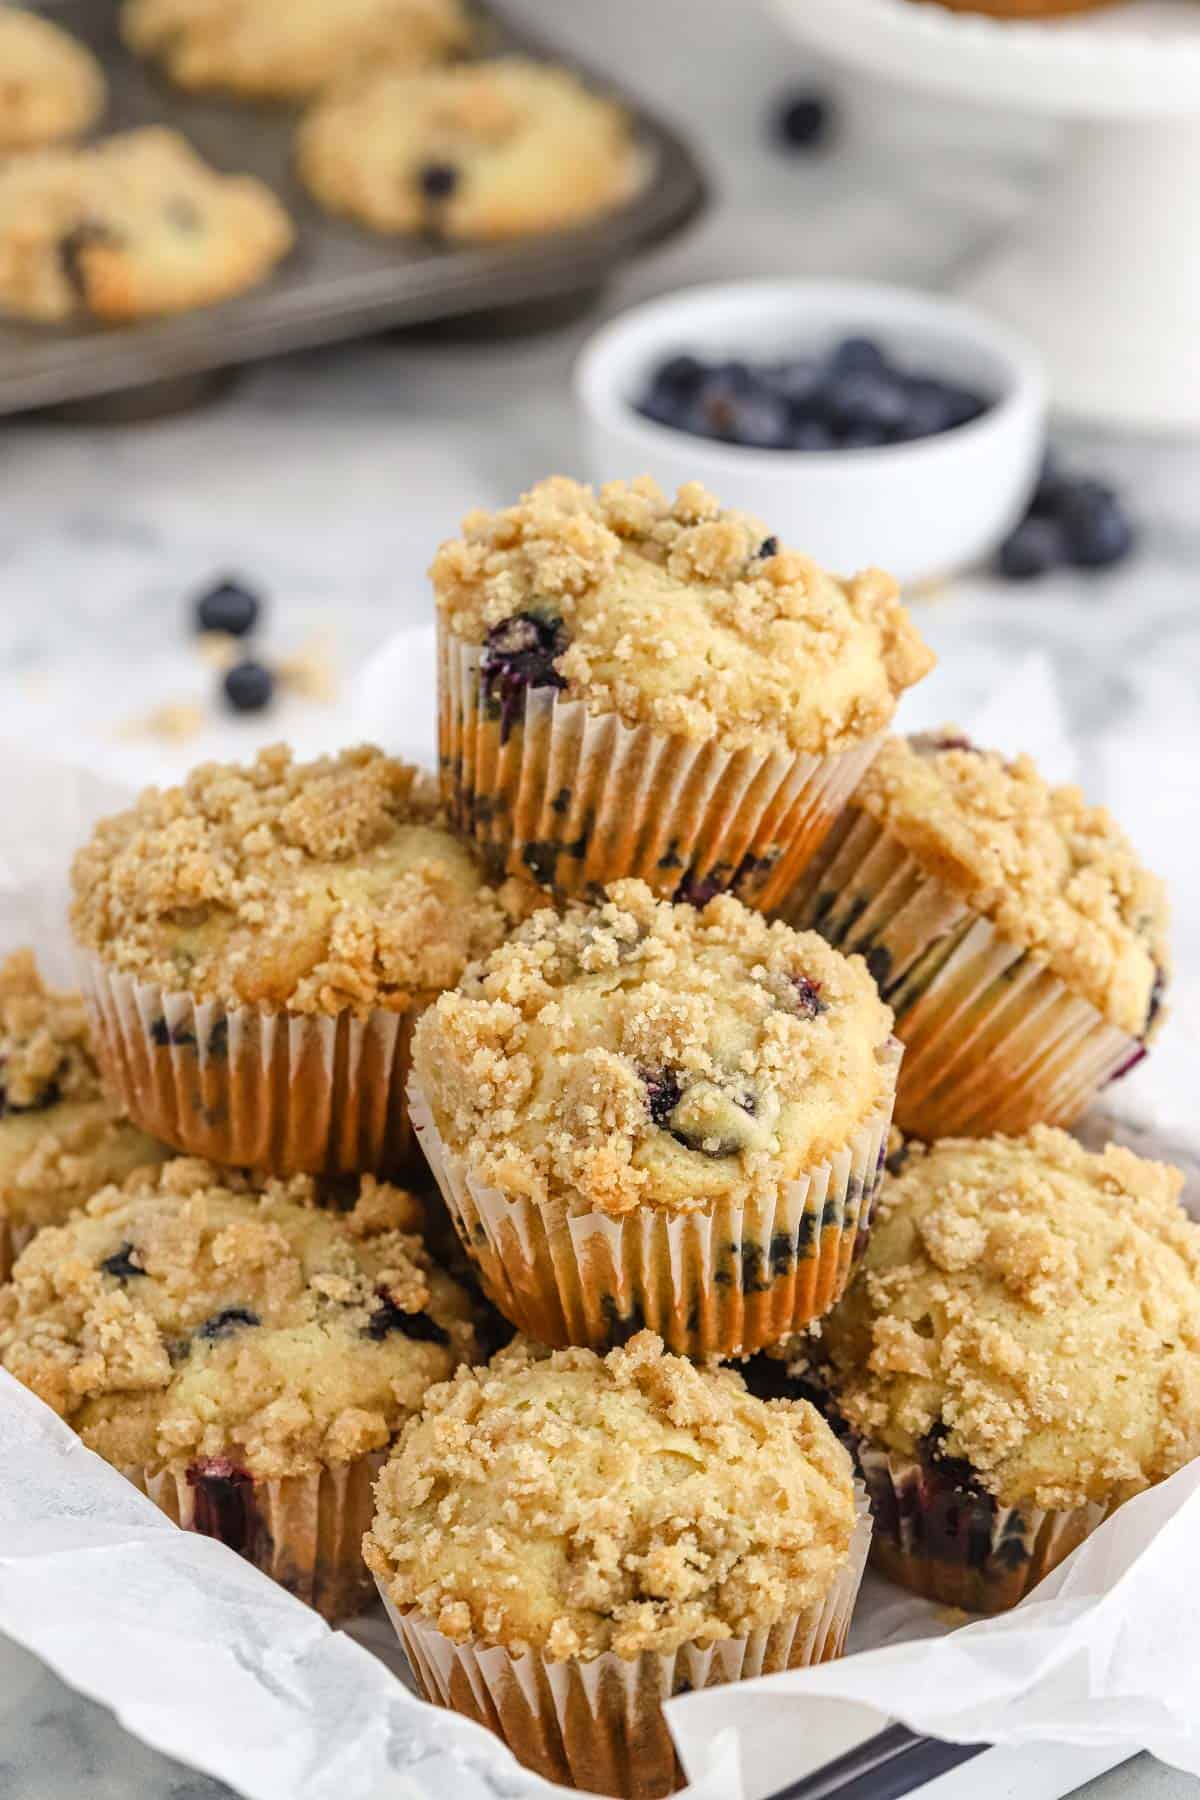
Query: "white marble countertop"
1 0 1199 1795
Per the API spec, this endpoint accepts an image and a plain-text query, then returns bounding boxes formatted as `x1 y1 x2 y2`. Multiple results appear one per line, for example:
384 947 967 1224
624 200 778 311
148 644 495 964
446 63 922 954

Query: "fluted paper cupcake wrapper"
857 1442 1114 1616
408 1043 900 1358
438 626 883 908
78 953 422 1177
379 1483 871 1800
782 809 1143 1140
126 1453 384 1624
0 1220 36 1285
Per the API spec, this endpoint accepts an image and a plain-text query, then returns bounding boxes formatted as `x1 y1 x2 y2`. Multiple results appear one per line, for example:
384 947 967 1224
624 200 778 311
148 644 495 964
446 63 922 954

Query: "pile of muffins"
1 474 1194 1800
0 0 636 327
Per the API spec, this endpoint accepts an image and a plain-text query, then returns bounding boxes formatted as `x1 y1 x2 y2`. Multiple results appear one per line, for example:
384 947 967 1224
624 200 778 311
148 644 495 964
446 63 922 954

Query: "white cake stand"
768 0 1200 431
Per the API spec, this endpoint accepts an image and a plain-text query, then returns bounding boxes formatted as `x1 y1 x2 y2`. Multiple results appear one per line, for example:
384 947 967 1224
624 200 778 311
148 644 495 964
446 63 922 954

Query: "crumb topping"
412 879 895 1217
70 745 529 1014
0 1159 481 1477
430 477 935 756
852 733 1169 1036
817 1127 1200 1510
0 950 168 1229
365 1330 856 1658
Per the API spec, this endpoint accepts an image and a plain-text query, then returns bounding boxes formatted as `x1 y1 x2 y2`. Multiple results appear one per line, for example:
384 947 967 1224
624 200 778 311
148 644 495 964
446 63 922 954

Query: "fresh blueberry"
893 378 957 442
828 336 887 379
655 354 706 395
937 384 988 430
696 381 790 449
996 516 1064 581
768 357 825 409
839 422 890 449
223 659 275 713
419 162 459 201
787 417 836 451
637 385 689 430
1060 482 1135 568
826 371 910 436
194 578 261 638
773 90 833 150
1029 450 1071 518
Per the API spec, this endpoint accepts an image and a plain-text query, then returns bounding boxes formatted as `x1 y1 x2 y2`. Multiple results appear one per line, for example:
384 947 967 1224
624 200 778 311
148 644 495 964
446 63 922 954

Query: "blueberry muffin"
70 744 529 1176
409 879 900 1357
784 730 1169 1140
431 475 934 906
0 950 168 1281
298 58 635 242
121 0 471 101
0 1158 481 1619
0 127 293 324
804 1127 1200 1612
367 1331 869 1799
0 6 105 150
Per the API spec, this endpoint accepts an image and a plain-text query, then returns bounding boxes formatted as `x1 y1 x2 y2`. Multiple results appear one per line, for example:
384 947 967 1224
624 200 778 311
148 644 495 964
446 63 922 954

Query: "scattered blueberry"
223 658 275 714
773 90 833 151
419 162 459 201
635 337 992 452
995 458 1135 580
997 516 1064 581
194 578 261 638
1060 481 1135 568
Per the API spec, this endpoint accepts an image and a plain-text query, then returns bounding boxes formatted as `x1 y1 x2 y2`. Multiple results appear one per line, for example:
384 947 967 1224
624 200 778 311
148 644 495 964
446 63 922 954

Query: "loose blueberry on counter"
223 658 275 714
773 90 834 151
995 454 1135 580
194 577 261 638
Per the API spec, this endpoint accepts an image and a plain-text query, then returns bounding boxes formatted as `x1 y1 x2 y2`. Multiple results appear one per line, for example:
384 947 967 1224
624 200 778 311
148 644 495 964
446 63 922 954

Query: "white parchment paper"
1 636 1198 1800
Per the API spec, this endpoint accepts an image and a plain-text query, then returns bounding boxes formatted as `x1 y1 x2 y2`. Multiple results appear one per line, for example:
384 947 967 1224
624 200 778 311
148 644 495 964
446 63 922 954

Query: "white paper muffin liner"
0 1219 36 1285
78 953 422 1177
408 1042 901 1359
126 1452 385 1624
438 627 882 909
378 1481 872 1799
782 808 1144 1141
856 1441 1115 1616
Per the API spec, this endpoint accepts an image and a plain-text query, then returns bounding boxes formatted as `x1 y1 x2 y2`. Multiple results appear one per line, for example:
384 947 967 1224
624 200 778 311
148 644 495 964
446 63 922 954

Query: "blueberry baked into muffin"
797 1127 1200 1613
70 744 529 1176
409 878 900 1357
298 58 636 242
432 475 934 906
0 6 106 151
0 1158 481 1619
0 127 293 324
784 730 1170 1139
0 950 168 1282
367 1331 870 1799
121 0 471 101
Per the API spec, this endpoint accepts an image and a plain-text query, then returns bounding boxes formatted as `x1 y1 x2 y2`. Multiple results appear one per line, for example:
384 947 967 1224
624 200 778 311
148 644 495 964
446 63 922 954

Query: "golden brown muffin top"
0 1159 481 1478
816 1127 1200 1511
70 744 529 1015
431 476 934 756
851 732 1169 1036
0 950 168 1231
365 1330 857 1659
412 879 896 1218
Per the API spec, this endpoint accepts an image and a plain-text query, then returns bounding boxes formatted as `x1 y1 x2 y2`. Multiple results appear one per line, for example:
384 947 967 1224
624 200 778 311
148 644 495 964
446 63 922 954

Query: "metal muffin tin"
0 3 707 415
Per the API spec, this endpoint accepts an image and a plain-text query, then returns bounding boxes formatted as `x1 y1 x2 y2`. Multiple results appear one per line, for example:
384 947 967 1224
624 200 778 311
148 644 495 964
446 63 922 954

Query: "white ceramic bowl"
574 279 1046 587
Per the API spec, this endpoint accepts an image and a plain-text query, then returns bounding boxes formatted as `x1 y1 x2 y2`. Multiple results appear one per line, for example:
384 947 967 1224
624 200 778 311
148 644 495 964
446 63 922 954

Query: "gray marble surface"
1 0 1199 1796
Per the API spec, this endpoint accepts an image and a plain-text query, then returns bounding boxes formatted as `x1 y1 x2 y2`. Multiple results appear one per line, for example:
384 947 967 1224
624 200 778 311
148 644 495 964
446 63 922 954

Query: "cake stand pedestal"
768 0 1200 431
